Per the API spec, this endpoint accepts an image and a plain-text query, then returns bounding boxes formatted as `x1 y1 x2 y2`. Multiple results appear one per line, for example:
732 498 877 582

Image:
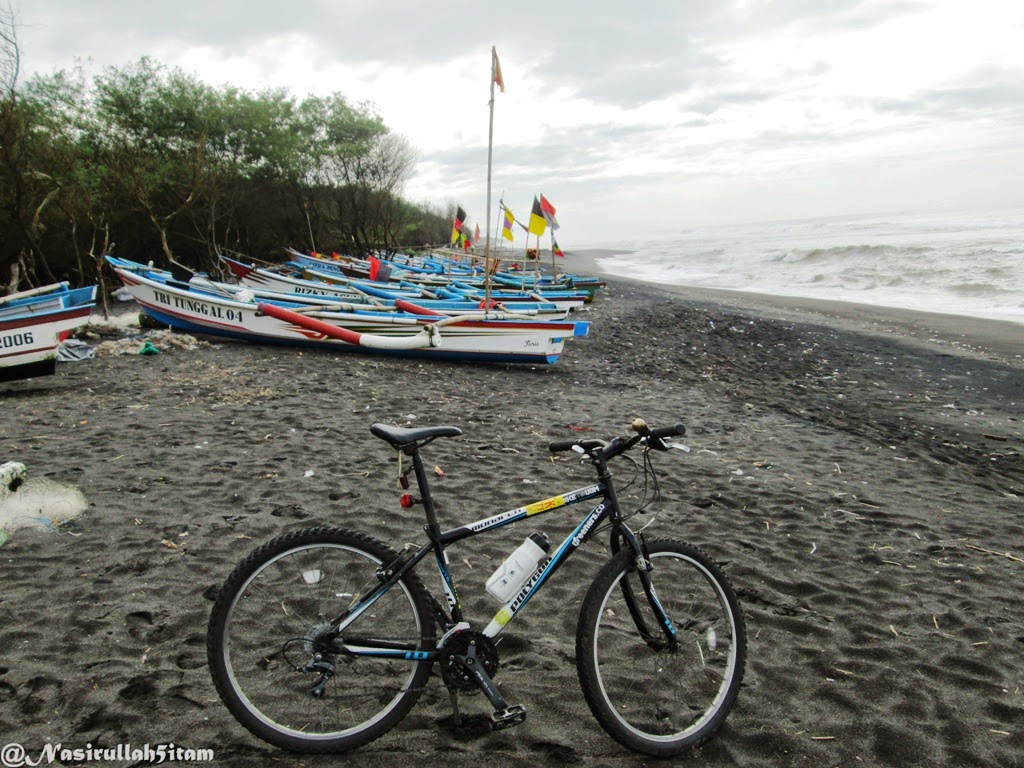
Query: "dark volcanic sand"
1 272 1022 767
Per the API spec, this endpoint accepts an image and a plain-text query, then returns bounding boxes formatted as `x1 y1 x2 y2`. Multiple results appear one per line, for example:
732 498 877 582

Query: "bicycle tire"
576 538 745 756
207 526 436 753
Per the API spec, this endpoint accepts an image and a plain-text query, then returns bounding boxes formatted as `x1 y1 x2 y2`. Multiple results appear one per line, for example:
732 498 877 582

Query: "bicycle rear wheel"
207 527 435 753
576 538 745 756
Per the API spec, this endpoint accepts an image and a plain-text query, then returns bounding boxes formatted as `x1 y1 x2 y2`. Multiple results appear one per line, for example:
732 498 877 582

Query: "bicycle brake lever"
668 442 691 452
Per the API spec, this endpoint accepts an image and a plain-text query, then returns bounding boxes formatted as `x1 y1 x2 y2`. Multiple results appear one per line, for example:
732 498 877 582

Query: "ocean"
593 208 1024 325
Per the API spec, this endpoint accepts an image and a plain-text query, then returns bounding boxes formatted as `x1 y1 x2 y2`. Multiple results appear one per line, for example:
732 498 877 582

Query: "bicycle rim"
581 542 744 753
213 535 429 749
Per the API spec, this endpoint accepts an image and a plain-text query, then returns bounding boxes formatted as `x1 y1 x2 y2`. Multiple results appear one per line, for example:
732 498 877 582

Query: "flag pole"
484 47 499 306
495 198 506 265
551 230 556 277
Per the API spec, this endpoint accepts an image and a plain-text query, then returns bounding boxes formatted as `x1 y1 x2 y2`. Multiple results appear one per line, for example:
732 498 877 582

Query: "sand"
0 261 1022 767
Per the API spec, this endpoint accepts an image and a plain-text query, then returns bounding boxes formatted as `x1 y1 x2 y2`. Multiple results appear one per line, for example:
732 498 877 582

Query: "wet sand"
0 264 1022 767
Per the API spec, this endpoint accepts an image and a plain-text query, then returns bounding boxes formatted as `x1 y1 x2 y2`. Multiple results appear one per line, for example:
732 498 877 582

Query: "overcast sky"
13 0 1024 244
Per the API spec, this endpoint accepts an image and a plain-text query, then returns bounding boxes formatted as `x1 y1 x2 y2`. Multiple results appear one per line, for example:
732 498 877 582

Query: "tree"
93 58 215 267
1 44 459 287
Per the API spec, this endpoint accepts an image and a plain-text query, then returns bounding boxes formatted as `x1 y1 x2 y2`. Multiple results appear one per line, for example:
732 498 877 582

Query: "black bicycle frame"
330 442 678 659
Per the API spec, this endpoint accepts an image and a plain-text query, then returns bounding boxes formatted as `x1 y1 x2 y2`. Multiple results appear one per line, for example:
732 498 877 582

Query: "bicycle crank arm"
453 646 527 729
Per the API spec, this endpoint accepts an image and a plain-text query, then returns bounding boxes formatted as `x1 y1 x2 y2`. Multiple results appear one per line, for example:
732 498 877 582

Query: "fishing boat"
111 266 588 365
217 256 574 318
286 253 591 311
1 285 96 382
0 282 94 320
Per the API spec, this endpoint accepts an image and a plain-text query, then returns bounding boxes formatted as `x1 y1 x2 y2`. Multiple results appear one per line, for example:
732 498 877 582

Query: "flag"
492 47 504 93
461 223 473 252
451 206 467 245
368 256 392 282
540 194 559 230
474 223 481 244
502 207 515 242
552 237 564 258
528 196 546 236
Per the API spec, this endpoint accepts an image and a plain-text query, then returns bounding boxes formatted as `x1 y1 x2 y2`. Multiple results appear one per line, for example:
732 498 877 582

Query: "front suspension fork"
612 527 678 651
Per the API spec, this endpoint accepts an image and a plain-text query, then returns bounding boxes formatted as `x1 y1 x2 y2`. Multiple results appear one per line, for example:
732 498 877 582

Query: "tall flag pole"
485 47 504 306
539 194 559 275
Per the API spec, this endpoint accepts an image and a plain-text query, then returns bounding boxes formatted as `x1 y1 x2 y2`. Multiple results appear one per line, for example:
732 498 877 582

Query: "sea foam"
594 208 1024 324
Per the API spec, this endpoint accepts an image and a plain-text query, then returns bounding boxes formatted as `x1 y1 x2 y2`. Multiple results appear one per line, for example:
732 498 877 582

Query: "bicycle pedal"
489 704 527 730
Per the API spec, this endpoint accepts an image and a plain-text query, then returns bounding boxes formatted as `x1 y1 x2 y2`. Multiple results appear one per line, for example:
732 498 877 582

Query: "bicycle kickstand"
453 644 527 730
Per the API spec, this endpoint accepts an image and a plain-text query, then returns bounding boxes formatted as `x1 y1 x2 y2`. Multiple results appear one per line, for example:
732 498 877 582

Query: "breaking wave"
596 208 1024 324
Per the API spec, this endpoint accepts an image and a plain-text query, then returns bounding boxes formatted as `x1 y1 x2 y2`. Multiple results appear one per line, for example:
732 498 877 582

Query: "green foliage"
0 56 451 291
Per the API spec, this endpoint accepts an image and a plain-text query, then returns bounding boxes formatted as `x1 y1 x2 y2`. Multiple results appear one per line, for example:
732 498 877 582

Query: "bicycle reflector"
400 493 415 508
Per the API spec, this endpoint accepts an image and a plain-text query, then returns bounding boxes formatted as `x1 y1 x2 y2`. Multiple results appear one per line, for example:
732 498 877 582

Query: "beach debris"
565 424 593 432
433 465 446 478
1 461 26 496
56 339 95 362
965 544 1024 564
0 469 88 535
139 341 160 355
304 470 315 478
94 331 204 356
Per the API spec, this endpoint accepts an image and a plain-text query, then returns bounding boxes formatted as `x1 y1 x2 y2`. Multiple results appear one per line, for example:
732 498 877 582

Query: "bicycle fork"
616 528 680 652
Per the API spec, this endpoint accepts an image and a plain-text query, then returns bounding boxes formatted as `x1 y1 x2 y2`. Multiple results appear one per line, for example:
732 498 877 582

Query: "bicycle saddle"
370 423 463 449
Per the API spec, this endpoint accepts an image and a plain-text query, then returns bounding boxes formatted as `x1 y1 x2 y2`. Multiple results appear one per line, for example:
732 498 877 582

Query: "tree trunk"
6 260 20 294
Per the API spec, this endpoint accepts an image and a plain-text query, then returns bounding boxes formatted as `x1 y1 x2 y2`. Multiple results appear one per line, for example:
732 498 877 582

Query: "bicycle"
206 418 746 757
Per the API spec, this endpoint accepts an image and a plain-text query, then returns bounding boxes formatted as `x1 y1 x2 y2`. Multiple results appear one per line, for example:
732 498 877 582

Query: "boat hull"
114 269 587 365
0 303 94 382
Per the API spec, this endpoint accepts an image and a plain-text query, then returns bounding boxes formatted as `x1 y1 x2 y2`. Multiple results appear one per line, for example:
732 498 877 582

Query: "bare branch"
0 2 20 96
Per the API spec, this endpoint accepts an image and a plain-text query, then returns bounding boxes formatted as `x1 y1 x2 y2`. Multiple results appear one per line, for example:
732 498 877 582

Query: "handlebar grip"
650 423 686 439
549 439 579 453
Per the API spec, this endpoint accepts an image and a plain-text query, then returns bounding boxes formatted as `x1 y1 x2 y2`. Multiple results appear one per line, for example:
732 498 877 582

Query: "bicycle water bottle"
486 532 550 602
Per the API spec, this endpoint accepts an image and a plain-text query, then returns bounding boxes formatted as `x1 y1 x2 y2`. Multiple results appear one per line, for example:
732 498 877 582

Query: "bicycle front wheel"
207 527 435 753
576 538 745 756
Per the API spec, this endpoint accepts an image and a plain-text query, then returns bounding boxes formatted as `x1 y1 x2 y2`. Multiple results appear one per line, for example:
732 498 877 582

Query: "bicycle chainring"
439 630 499 693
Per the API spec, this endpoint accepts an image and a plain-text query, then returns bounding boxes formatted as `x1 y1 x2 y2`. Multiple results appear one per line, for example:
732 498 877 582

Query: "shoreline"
567 249 1023 367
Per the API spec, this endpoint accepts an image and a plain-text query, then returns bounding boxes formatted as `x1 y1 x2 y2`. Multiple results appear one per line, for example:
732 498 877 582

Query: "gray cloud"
15 0 1024 237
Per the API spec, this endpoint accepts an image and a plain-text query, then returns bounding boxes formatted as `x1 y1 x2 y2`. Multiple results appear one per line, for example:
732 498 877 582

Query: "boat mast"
484 46 499 306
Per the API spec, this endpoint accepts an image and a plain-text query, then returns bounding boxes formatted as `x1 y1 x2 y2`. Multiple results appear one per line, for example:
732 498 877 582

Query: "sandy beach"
1 259 1022 767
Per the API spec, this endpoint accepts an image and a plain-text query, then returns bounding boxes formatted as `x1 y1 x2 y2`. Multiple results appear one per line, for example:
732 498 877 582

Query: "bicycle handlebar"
548 419 686 460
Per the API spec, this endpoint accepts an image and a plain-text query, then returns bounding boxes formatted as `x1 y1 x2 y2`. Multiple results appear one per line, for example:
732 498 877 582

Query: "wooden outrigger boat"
287 249 598 305
217 256 574 318
0 284 96 382
111 267 588 365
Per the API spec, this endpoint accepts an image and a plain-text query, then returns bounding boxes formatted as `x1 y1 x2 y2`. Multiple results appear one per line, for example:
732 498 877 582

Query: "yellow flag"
528 197 546 236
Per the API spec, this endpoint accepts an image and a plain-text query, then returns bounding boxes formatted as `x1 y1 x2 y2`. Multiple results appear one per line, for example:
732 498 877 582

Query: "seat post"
406 445 441 530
